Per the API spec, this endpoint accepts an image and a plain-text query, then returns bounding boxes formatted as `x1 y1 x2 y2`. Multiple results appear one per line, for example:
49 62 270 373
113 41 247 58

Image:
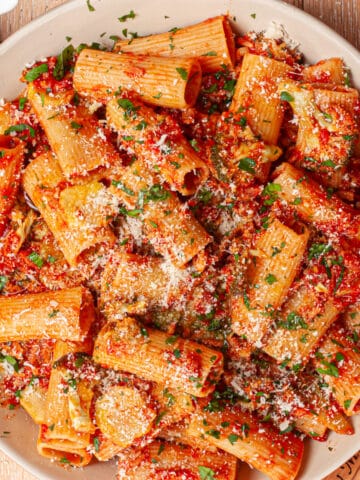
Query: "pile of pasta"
0 13 359 480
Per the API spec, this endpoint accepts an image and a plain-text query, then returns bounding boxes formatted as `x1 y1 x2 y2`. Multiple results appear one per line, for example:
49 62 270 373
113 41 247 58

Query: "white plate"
0 1 359 479
0 0 18 15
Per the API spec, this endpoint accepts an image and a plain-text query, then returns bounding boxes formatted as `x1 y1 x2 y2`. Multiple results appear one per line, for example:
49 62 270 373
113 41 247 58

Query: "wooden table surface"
0 1 359 479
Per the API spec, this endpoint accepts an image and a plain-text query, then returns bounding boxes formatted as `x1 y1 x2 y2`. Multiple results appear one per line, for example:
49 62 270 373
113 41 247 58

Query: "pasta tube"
230 53 291 144
20 383 47 425
0 287 95 342
0 135 24 236
278 81 356 187
22 152 116 266
264 286 341 366
106 96 209 195
302 57 346 84
273 162 360 240
117 439 238 480
93 317 223 397
101 251 190 312
27 84 119 178
74 49 202 109
231 218 309 346
38 339 93 466
186 399 304 480
95 385 157 448
114 15 235 73
314 322 360 416
108 159 211 267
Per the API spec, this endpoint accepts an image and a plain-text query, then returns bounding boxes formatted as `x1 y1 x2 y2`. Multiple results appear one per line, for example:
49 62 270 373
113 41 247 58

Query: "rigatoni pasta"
74 49 202 109
117 439 238 480
186 398 304 480
273 162 360 239
106 96 209 195
230 53 291 144
114 15 236 73
231 218 309 347
0 135 24 236
0 287 95 342
22 152 116 266
38 339 93 467
0 9 359 480
93 317 223 397
27 84 119 178
314 322 360 416
107 158 211 266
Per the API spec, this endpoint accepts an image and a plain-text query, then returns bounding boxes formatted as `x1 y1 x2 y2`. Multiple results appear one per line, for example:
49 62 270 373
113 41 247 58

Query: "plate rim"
0 1 359 480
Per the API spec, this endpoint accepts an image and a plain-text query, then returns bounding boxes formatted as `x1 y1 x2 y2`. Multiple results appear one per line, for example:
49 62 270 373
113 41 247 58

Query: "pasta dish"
0 11 359 480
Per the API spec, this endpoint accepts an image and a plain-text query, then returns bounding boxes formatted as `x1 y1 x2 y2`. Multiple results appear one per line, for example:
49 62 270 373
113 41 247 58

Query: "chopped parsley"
0 276 7 291
198 466 217 480
140 327 149 337
154 410 167 425
173 348 181 359
70 121 83 131
0 354 19 372
117 98 139 118
118 10 136 22
112 180 135 196
238 157 256 174
271 241 286 257
176 67 188 80
190 138 200 152
4 124 35 138
18 97 27 111
165 335 178 345
321 159 336 168
223 79 236 93
140 184 170 204
197 187 212 204
262 183 281 206
206 429 220 439
93 436 100 452
119 206 142 217
280 423 295 434
134 120 148 130
28 252 44 268
228 433 239 444
265 274 277 285
278 311 308 330
308 242 332 260
241 423 250 437
243 291 251 310
53 44 75 80
316 360 339 378
25 63 48 82
86 0 95 12
280 91 294 102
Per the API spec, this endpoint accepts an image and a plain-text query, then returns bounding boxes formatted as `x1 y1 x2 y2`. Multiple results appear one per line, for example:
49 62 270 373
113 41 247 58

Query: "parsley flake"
238 157 256 174
176 67 188 80
86 0 95 12
118 10 136 22
198 466 217 480
25 63 48 82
